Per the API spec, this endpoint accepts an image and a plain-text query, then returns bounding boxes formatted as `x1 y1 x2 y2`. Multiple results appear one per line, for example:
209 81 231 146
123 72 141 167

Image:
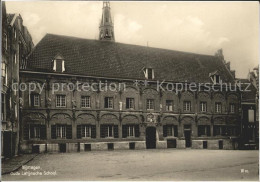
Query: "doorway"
184 125 191 148
146 127 156 149
59 143 66 153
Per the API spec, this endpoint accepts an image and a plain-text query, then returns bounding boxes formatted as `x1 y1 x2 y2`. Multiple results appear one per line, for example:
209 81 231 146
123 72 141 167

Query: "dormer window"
143 68 154 79
215 75 220 84
53 54 65 72
209 71 221 84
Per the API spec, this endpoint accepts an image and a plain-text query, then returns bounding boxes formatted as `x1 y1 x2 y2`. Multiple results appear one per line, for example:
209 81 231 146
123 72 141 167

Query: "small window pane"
81 96 91 108
183 101 191 111
105 97 113 109
56 95 66 107
215 102 222 113
147 99 154 110
166 100 173 111
126 98 134 109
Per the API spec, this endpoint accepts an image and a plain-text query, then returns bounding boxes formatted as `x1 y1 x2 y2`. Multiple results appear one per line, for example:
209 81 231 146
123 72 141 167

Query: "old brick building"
1 2 34 158
18 2 242 153
239 68 259 149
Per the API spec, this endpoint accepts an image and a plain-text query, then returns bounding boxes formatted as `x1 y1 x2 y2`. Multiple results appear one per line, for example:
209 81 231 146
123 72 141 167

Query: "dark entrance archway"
146 127 156 149
184 125 191 148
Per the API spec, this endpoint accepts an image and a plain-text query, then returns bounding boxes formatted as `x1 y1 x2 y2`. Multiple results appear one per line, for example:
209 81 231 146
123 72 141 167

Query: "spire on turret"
99 1 115 41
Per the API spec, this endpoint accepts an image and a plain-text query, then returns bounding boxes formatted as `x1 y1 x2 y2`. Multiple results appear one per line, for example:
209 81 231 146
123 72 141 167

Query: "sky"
5 1 259 78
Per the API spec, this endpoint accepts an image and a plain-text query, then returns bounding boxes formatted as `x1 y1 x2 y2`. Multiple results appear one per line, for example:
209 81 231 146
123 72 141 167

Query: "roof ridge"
45 33 216 57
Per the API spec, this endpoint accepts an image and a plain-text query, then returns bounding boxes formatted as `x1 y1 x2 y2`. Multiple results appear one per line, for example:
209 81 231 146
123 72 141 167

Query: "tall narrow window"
127 125 135 137
1 63 6 85
230 103 235 113
200 102 207 112
56 125 66 138
81 125 91 138
14 53 17 64
81 96 91 108
30 94 40 107
167 126 174 136
215 75 220 84
126 98 134 109
34 126 40 138
56 95 66 107
215 102 222 113
104 97 113 109
146 99 154 110
147 68 153 79
3 33 7 50
166 100 173 111
56 60 63 72
14 28 16 39
1 94 5 121
183 101 191 112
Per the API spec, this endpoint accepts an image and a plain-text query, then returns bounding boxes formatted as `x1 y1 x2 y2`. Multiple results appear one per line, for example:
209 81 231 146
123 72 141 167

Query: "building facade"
17 2 243 153
239 68 259 149
1 2 34 158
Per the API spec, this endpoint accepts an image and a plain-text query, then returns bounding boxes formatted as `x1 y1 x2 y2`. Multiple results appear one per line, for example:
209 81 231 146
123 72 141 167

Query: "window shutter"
30 125 34 138
91 125 96 138
135 125 140 137
207 125 211 136
104 98 108 108
66 125 72 139
30 94 34 107
40 125 46 139
222 126 227 136
174 125 178 137
100 125 105 138
77 125 81 139
51 125 56 139
62 61 65 72
122 125 127 138
53 60 56 71
23 124 29 140
114 125 119 138
144 69 148 79
213 126 216 136
198 126 202 137
163 125 167 137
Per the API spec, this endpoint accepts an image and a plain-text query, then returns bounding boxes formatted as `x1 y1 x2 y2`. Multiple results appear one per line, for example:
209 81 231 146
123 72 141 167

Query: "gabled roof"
26 33 235 83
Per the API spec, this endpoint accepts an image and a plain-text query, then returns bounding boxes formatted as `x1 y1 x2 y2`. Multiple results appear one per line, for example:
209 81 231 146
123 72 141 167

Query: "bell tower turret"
99 1 115 41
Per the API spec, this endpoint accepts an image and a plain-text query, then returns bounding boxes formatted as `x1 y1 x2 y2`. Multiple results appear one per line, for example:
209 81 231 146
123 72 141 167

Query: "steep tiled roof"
26 33 235 83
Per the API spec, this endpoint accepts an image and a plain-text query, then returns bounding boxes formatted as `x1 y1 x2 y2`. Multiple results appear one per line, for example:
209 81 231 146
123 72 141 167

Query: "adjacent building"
239 68 259 149
1 2 34 158
18 2 242 153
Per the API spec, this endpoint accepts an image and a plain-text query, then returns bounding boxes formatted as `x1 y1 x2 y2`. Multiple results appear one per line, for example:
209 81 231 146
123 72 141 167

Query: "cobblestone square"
2 149 259 181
